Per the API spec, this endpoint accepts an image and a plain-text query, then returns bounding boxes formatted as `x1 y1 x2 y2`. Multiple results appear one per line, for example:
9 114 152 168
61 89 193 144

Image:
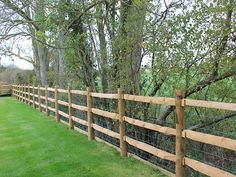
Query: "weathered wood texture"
91 108 119 120
183 130 236 151
118 88 127 157
124 116 176 136
184 157 236 177
184 99 236 111
87 87 95 140
175 90 185 177
125 136 176 162
45 85 49 116
68 86 73 129
38 85 42 112
55 86 59 122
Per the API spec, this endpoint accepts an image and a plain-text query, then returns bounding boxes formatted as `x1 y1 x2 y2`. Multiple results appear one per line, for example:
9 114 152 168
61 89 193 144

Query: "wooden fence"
12 85 236 177
0 84 11 96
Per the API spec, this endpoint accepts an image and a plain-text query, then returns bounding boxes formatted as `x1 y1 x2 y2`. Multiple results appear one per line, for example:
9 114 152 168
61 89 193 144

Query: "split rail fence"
12 85 236 177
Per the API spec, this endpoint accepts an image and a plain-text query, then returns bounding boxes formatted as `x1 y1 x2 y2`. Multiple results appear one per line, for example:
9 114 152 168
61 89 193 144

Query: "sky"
1 57 33 70
1 34 33 70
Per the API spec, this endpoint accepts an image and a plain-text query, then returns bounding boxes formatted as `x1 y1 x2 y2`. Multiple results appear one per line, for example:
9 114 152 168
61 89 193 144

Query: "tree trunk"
116 0 146 94
96 4 109 93
35 0 48 86
58 32 66 87
38 46 47 86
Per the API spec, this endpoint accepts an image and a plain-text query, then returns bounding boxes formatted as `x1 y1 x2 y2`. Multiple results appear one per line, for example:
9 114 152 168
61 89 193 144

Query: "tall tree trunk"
58 32 66 87
35 0 48 86
26 5 41 83
116 0 146 94
38 46 47 86
96 4 109 93
31 37 40 81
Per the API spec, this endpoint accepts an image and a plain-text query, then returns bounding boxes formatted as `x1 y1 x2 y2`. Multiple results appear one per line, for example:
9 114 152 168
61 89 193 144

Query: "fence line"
11 85 236 177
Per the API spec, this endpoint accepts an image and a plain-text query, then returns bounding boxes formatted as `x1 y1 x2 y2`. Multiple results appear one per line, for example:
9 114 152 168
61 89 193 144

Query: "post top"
87 87 92 91
176 90 185 98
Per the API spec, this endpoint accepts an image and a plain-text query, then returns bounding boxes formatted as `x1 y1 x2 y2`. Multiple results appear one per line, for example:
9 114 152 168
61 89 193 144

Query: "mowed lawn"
0 97 165 177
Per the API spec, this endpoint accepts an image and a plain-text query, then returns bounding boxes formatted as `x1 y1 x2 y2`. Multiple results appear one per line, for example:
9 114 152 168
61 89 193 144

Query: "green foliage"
14 70 35 84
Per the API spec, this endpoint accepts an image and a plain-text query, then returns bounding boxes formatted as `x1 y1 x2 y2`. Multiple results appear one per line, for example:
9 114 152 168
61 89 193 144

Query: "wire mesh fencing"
12 85 236 177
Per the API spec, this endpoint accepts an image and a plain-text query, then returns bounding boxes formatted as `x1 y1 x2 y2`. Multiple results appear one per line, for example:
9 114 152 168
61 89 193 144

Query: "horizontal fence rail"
11 84 236 177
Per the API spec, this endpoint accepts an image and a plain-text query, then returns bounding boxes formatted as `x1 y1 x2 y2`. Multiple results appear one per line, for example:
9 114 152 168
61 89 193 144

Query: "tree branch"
64 0 107 35
158 66 236 124
189 112 236 131
0 0 39 30
0 49 34 64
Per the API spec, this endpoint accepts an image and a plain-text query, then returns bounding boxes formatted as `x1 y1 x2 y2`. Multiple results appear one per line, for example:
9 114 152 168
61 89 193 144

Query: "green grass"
0 97 166 177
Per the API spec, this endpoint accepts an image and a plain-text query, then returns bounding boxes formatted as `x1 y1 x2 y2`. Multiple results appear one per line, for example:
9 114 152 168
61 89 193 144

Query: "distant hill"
0 66 34 84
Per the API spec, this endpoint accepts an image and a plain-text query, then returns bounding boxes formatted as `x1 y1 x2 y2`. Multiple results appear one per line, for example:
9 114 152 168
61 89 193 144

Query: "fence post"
45 85 49 116
21 85 23 101
16 85 17 99
25 84 27 103
22 84 25 103
22 85 24 102
87 87 95 140
18 85 20 100
24 84 27 103
15 85 16 97
33 85 35 108
118 88 127 157
38 84 42 112
68 86 73 129
55 86 59 122
175 90 185 177
20 85 22 101
20 85 22 100
25 85 27 103
28 85 30 105
18 85 19 99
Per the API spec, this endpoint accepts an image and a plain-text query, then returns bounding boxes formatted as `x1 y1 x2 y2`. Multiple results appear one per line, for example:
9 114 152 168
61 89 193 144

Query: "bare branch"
189 112 236 131
0 0 39 30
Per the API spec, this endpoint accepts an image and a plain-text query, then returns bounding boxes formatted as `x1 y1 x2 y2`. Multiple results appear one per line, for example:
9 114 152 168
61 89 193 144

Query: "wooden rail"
184 99 236 111
125 136 176 162
92 123 120 139
183 130 236 151
184 157 236 177
72 116 87 126
11 84 236 177
91 92 118 99
91 108 119 120
124 94 176 105
124 116 176 136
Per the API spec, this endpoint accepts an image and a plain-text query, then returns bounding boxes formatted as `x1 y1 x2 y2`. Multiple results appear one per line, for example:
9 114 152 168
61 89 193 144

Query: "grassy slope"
0 97 165 177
